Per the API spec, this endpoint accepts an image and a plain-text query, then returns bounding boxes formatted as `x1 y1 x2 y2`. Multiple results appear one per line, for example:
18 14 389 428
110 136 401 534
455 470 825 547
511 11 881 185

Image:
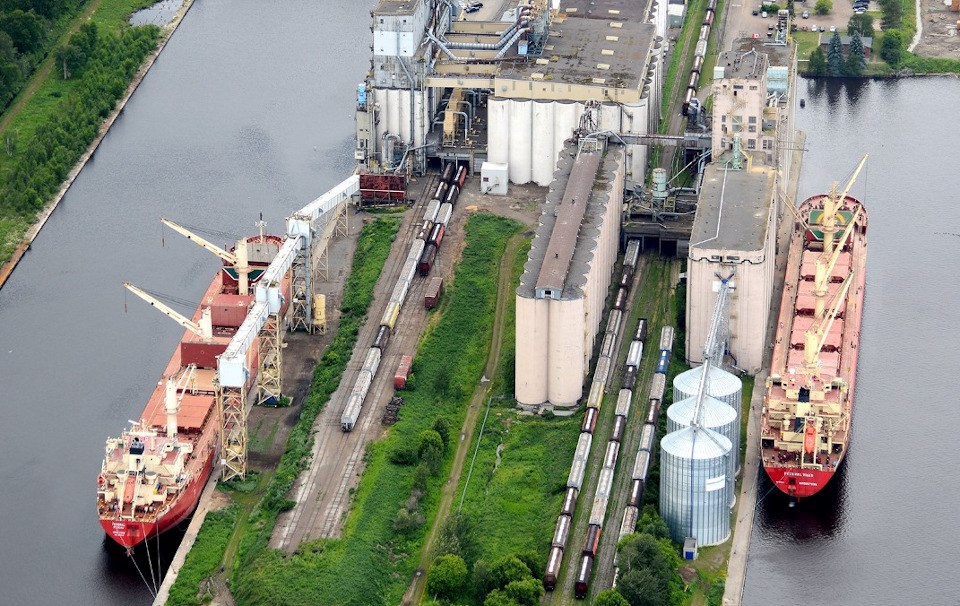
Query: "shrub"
814 0 832 14
389 443 419 466
489 555 532 590
427 554 468 601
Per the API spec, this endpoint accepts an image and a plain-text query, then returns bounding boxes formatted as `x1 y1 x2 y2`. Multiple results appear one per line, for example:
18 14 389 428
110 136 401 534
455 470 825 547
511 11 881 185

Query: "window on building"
748 116 757 123
762 139 772 150
748 125 756 133
721 115 726 122
747 138 756 149
750 85 758 90
733 84 743 90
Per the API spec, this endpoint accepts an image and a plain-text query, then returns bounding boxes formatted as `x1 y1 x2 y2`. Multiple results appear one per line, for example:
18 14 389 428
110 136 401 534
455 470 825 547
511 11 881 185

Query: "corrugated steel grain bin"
394 354 412 390
424 277 443 309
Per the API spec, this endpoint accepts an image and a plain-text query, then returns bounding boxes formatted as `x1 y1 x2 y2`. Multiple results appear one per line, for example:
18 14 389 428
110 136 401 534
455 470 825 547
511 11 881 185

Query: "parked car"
829 25 837 31
464 5 480 13
752 8 760 14
761 10 768 17
802 10 809 17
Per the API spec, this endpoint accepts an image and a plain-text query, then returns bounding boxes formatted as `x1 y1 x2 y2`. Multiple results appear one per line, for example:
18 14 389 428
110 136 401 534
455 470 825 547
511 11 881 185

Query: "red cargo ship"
761 159 868 499
97 229 288 550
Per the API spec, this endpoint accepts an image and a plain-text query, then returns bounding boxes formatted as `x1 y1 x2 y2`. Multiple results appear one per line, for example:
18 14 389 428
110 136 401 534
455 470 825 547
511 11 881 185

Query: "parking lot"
746 0 872 36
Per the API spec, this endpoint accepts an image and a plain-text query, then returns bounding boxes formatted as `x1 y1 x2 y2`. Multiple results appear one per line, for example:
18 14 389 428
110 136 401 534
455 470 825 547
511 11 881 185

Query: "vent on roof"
610 21 623 28
592 78 606 84
536 58 549 65
601 49 614 56
597 63 610 70
565 6 578 11
606 35 619 41
608 9 621 14
532 73 545 80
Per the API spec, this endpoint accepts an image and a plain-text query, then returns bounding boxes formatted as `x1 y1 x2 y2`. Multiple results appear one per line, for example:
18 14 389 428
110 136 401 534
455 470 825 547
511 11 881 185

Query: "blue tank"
357 83 367 108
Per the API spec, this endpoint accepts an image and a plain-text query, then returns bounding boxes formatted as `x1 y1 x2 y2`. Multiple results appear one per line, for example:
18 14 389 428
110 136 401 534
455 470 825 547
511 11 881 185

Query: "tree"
595 589 631 606
427 554 468 601
618 534 675 586
814 0 832 15
618 568 667 606
636 506 670 540
417 429 445 472
483 589 520 606
827 31 844 77
880 30 903 66
879 0 903 29
489 555 532 590
432 416 450 448
0 9 45 54
845 30 866 76
515 551 543 580
503 578 544 606
435 511 476 561
847 12 874 39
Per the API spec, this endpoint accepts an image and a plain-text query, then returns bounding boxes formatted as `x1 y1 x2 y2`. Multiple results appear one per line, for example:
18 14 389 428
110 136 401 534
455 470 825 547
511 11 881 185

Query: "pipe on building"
445 22 519 50
446 110 470 141
495 27 532 59
382 133 401 169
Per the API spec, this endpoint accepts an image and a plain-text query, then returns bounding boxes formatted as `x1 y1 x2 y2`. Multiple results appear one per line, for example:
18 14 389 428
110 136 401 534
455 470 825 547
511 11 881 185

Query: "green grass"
230 214 523 606
163 217 400 603
166 505 240 606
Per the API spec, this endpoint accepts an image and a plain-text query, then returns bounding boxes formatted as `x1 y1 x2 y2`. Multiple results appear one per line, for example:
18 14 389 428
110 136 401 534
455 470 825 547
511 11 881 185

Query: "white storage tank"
673 365 743 417
659 426 732 546
667 395 740 481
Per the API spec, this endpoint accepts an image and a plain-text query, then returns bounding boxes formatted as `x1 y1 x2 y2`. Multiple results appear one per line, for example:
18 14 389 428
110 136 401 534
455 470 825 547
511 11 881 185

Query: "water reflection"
755 455 848 543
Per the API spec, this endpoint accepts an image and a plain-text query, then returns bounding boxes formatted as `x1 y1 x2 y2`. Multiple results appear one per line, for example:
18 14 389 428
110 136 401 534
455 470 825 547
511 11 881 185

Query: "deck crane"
161 218 254 296
123 282 213 340
819 155 868 257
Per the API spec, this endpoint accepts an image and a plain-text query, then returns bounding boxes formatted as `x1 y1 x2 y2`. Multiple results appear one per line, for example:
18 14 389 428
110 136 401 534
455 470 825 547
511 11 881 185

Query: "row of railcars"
612 324 674 586
682 0 720 116
340 164 465 431
543 241 643 598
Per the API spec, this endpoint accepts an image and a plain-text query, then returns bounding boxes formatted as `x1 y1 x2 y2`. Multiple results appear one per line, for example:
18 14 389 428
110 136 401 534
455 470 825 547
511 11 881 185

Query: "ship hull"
100 445 215 550
763 458 842 498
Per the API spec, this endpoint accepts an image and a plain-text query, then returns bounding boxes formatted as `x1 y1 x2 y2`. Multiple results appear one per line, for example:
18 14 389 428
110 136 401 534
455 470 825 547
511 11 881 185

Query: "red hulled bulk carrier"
97 227 288 550
761 158 868 499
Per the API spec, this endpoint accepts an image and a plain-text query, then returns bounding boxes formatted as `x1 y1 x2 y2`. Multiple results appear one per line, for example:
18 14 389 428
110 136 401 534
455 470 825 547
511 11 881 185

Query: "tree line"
0 22 159 222
0 0 85 110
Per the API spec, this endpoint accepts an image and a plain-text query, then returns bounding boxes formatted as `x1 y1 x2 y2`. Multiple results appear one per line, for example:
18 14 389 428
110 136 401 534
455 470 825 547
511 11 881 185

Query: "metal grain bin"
668 395 740 478
672 365 743 417
659 426 732 546
616 389 632 418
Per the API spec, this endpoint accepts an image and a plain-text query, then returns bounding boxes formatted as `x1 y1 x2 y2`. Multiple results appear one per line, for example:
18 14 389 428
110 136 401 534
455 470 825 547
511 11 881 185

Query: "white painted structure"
480 161 509 195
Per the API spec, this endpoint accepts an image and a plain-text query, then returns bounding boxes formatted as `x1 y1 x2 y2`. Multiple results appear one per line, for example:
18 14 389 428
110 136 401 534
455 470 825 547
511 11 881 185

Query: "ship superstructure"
760 157 868 498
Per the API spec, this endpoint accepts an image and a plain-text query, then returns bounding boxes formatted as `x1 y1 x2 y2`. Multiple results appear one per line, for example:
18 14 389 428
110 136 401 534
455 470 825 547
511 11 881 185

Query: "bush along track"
164 216 400 606
230 213 523 606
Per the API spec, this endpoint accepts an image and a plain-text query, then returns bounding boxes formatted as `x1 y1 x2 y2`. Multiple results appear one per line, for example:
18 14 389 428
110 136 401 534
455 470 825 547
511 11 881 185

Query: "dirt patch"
913 0 960 59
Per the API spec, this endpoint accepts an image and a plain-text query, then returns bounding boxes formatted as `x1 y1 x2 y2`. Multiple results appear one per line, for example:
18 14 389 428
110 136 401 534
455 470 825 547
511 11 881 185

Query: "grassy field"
166 505 239 606
230 213 523 606
164 216 400 606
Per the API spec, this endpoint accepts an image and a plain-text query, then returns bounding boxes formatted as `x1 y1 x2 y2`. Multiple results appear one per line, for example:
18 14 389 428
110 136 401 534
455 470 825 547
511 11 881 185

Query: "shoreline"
0 0 196 291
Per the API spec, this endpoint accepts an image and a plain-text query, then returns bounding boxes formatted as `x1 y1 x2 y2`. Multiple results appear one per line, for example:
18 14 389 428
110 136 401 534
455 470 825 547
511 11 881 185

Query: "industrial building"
356 0 667 190
515 141 625 409
686 41 798 374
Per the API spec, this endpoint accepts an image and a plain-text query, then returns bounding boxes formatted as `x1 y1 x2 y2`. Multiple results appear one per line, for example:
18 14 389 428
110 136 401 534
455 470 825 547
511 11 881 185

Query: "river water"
0 1 371 603
742 76 960 606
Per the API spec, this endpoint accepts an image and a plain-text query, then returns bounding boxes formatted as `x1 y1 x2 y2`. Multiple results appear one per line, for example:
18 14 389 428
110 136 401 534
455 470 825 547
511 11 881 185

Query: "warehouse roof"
690 164 775 252
558 0 648 22
715 49 768 81
373 0 419 16
499 17 653 90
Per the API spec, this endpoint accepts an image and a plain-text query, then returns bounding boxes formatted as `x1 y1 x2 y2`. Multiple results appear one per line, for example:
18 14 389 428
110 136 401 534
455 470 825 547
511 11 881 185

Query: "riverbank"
0 0 195 290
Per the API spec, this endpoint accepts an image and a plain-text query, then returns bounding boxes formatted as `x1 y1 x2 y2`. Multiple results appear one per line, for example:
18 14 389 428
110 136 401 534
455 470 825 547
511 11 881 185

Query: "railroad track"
271 176 437 548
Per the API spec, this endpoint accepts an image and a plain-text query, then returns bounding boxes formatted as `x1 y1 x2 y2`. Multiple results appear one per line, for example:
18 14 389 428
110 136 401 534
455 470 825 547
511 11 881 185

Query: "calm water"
742 77 960 606
0 1 371 603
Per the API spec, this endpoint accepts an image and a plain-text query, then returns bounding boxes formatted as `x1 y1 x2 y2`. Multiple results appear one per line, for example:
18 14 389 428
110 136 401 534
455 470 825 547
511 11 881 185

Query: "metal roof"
661 426 731 459
673 365 742 398
689 163 775 252
668 396 737 429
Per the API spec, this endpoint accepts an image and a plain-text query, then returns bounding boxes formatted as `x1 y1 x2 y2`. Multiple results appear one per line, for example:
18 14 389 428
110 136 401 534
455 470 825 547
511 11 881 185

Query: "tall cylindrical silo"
508 99 532 184
659 426 732 546
487 98 510 165
667 395 740 482
673 366 743 418
531 101 556 185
